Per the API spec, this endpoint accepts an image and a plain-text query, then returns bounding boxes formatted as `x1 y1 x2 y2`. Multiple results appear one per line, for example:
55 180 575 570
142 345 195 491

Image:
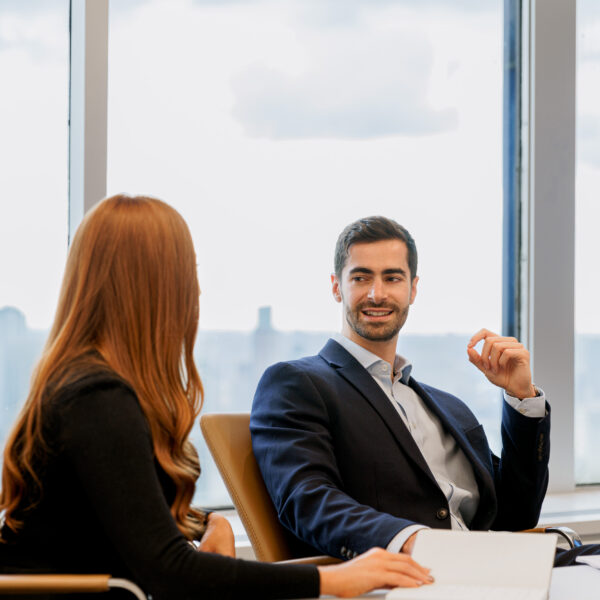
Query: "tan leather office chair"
0 575 146 598
201 413 583 559
200 413 338 564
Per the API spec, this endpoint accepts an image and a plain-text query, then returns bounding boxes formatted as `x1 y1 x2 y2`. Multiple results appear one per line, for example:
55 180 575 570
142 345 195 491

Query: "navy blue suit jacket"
250 339 550 560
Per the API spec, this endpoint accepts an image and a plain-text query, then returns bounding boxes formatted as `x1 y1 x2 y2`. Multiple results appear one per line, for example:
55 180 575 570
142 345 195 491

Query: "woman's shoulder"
46 369 143 425
22 369 151 481
55 370 134 400
44 370 152 452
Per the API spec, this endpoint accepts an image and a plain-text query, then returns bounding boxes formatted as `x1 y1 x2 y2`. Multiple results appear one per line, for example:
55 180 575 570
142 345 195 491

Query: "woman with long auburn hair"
0 195 432 599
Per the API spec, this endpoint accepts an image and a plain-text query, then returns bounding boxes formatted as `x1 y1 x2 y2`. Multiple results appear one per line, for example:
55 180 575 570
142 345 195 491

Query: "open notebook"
386 529 557 600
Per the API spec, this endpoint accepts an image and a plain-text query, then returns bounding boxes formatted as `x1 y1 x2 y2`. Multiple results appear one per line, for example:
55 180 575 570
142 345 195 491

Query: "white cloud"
231 30 457 139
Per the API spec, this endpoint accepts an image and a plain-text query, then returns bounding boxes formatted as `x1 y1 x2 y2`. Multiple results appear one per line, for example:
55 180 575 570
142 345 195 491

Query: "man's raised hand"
467 328 536 399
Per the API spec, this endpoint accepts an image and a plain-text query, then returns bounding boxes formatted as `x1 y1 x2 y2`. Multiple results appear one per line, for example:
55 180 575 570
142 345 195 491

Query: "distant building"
0 306 47 441
0 306 26 338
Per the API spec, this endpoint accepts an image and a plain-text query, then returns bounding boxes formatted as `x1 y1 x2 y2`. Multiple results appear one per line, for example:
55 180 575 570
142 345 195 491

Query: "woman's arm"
58 381 319 600
58 381 432 599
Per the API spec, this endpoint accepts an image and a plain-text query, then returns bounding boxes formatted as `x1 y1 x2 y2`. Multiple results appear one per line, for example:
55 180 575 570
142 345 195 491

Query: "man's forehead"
344 240 409 270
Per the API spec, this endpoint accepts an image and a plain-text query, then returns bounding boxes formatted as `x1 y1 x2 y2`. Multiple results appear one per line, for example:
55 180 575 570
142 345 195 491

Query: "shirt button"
436 508 449 520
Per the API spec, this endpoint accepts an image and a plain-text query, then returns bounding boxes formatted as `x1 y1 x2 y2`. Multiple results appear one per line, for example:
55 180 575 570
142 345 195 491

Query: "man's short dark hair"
334 216 418 280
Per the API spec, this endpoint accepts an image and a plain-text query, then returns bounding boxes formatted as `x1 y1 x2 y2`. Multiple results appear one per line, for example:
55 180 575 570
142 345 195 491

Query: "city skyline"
3 302 600 505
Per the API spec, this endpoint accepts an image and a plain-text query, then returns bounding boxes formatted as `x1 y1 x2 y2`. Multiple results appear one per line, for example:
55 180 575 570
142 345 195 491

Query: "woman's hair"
0 194 204 540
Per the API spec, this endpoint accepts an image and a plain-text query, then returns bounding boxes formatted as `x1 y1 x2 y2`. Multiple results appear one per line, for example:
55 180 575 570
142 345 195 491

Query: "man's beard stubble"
344 301 410 342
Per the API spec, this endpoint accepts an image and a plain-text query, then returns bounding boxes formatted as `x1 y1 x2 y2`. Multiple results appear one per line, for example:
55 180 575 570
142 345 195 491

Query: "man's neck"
340 328 398 369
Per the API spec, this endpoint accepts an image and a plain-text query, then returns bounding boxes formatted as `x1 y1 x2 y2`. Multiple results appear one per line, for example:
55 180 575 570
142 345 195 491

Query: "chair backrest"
200 413 309 562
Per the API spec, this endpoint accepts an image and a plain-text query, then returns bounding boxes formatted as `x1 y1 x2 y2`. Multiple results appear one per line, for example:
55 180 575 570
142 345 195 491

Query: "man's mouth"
361 309 394 317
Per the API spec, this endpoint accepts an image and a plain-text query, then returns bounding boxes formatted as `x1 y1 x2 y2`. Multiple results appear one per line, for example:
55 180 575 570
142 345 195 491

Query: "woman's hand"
318 547 433 598
197 513 236 558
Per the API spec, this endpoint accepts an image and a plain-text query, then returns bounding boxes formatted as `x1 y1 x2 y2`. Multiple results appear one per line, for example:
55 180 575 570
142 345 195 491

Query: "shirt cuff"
386 524 429 554
503 386 546 418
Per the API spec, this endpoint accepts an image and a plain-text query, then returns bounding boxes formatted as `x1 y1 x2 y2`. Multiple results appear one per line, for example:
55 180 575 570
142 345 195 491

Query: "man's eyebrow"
348 267 374 275
348 267 407 276
382 268 407 276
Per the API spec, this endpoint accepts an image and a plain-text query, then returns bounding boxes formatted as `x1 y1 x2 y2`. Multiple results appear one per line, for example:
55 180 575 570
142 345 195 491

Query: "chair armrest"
0 574 110 593
522 526 583 549
0 575 147 599
109 578 148 599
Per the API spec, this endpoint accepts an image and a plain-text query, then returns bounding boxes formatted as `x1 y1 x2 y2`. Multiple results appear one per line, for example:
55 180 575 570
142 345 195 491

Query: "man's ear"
409 275 419 305
331 274 342 303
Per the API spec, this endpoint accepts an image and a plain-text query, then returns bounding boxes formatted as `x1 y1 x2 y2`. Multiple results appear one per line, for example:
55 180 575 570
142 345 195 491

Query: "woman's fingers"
318 547 433 597
385 552 433 584
197 513 236 557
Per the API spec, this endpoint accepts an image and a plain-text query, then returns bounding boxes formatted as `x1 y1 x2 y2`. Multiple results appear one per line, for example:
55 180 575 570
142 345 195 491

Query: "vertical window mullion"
68 0 109 241
502 0 522 341
526 0 576 492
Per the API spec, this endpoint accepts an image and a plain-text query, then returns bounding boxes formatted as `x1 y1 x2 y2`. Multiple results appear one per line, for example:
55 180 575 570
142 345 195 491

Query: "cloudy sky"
1 0 599 336
105 0 503 336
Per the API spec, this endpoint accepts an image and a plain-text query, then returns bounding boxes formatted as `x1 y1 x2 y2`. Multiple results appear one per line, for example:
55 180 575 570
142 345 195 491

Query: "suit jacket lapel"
319 339 439 488
408 378 496 500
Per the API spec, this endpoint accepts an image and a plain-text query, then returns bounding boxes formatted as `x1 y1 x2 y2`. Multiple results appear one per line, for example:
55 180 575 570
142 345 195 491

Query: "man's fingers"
498 348 528 369
489 341 523 373
479 336 508 369
468 328 519 356
476 336 520 371
467 346 486 372
468 328 496 348
479 337 498 369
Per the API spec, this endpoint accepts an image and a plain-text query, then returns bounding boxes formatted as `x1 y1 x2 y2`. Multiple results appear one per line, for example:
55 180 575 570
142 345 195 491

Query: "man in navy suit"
250 216 550 560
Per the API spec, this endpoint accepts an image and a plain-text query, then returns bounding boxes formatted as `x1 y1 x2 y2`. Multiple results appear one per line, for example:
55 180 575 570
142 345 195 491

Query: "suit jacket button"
340 546 347 557
436 508 449 520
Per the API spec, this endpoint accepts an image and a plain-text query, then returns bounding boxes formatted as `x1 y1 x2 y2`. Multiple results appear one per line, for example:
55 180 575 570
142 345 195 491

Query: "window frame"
69 0 591 508
69 0 108 236
523 0 576 492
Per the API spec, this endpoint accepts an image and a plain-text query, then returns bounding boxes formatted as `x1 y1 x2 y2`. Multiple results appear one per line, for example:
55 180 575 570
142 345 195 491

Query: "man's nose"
367 279 386 303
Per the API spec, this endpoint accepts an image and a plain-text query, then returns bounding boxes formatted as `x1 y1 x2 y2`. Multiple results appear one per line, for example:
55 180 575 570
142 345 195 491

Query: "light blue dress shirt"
333 333 546 553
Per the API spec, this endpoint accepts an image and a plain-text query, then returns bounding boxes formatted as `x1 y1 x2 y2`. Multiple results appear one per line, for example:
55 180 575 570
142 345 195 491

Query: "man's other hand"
467 329 536 399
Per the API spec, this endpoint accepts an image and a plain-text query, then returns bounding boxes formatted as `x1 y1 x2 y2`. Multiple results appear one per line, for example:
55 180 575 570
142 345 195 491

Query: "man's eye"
352 276 366 282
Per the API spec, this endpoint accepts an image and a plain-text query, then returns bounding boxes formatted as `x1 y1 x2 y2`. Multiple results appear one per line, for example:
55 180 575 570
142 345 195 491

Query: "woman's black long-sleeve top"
0 376 320 600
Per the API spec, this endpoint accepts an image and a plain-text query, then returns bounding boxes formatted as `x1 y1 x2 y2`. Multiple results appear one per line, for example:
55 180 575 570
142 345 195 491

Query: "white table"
309 565 600 599
549 565 600 599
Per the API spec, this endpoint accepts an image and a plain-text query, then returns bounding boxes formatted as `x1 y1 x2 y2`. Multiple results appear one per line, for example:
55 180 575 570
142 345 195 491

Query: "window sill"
539 487 600 543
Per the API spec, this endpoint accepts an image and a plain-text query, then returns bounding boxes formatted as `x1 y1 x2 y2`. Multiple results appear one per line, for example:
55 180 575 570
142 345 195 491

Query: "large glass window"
107 0 504 505
0 1 69 451
575 0 600 484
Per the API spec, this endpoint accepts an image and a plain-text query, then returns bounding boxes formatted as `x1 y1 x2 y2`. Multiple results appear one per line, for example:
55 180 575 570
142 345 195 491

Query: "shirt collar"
332 333 413 384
